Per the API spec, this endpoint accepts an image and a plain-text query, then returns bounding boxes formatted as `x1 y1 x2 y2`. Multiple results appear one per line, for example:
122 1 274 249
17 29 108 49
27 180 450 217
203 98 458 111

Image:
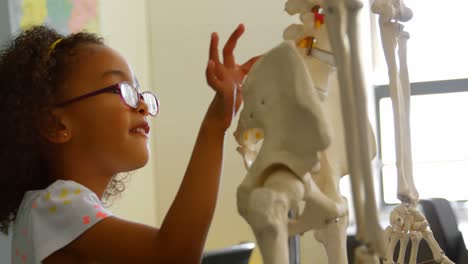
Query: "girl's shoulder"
22 180 95 202
38 179 93 195
12 180 112 263
21 179 108 221
15 180 98 219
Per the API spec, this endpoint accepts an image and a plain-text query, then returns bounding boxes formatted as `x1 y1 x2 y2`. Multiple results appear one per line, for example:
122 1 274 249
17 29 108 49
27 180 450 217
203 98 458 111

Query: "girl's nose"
136 95 149 116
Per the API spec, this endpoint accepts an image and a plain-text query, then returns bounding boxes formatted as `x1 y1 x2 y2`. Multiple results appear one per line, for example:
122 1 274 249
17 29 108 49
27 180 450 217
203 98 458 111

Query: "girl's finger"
223 24 245 68
240 55 261 74
209 33 220 64
206 60 222 89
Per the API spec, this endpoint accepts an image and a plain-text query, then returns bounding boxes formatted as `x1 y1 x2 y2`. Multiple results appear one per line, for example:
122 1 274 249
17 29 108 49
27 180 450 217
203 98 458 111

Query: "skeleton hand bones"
383 205 454 264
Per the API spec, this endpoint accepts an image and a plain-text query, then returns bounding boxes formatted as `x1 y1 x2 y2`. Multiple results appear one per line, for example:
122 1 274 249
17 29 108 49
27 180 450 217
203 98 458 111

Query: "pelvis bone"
234 40 370 264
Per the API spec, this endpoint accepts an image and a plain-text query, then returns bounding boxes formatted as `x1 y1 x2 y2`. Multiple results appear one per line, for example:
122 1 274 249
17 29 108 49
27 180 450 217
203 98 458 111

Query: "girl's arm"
153 113 226 262
147 23 258 262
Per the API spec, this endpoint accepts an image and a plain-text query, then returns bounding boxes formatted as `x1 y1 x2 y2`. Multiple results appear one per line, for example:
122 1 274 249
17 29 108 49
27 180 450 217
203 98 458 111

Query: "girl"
0 24 258 263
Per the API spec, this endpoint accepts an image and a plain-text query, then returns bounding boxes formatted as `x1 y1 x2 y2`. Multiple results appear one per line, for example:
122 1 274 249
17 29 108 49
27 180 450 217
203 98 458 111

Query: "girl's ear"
38 108 72 144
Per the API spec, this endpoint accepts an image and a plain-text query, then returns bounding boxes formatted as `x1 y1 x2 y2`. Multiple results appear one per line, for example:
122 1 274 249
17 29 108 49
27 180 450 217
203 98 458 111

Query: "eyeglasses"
54 82 160 117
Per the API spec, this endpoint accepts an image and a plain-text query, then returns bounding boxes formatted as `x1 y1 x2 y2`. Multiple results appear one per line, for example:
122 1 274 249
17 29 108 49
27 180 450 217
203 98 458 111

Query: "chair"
346 198 468 263
202 242 255 264
420 198 468 263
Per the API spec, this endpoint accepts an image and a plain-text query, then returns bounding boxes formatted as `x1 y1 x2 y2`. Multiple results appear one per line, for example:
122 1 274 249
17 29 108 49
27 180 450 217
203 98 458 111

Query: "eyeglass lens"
121 83 139 107
142 92 158 116
121 82 159 116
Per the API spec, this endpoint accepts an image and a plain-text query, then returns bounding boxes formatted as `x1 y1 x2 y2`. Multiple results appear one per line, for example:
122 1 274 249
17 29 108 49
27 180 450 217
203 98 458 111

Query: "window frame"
374 78 468 206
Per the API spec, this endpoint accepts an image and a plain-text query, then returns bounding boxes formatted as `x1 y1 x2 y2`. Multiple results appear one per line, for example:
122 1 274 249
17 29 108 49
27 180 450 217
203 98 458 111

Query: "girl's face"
54 43 151 174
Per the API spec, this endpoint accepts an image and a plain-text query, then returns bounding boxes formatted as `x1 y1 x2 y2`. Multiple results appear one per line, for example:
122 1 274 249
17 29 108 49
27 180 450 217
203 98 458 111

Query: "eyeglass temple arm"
54 85 119 107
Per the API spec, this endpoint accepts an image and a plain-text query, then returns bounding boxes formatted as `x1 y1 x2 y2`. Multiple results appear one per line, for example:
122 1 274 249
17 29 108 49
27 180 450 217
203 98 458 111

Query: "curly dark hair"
0 26 127 235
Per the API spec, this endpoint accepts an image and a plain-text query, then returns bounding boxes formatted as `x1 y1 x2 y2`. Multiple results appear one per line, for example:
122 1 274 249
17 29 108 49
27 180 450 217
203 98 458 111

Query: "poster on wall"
8 0 100 35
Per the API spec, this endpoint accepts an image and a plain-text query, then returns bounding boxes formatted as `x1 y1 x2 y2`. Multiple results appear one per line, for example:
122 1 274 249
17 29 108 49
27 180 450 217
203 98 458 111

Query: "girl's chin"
132 153 150 169
117 140 150 170
121 150 149 172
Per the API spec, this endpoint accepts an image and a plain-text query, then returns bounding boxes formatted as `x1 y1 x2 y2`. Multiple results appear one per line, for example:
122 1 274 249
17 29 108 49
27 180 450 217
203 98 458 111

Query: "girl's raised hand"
205 24 260 132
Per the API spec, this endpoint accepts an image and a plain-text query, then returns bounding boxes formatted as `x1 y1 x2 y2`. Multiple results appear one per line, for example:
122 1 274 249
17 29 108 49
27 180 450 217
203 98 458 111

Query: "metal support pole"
288 211 300 264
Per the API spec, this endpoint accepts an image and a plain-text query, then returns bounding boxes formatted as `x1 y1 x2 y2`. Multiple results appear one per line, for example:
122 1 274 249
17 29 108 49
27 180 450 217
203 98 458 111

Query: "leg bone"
238 168 304 264
315 214 349 264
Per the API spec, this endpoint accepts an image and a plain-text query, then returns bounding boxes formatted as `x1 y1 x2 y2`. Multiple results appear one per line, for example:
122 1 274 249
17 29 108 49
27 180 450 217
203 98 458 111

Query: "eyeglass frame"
53 81 160 117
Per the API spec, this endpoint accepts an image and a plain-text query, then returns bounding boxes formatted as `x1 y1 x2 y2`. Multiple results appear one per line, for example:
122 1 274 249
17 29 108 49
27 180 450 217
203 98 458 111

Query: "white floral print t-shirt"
11 180 112 264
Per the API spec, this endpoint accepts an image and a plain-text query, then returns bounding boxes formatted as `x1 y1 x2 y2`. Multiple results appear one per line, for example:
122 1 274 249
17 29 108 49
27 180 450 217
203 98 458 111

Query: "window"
373 0 468 205
376 79 468 204
373 0 468 85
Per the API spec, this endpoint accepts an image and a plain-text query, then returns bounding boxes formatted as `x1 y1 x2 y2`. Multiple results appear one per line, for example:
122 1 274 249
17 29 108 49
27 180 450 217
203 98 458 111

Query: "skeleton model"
235 40 350 264
372 0 454 263
235 0 383 262
234 0 455 263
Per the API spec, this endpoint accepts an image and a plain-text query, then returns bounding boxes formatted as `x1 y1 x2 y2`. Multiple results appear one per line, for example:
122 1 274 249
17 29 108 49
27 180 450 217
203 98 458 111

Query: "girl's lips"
130 121 150 134
130 128 149 138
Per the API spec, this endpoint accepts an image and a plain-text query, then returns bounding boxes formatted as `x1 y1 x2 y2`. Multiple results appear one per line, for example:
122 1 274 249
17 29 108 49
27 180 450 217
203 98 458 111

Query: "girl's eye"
112 89 121 94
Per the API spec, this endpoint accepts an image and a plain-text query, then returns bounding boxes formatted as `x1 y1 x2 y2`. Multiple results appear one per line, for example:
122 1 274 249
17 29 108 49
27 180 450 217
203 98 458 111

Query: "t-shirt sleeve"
29 180 112 263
